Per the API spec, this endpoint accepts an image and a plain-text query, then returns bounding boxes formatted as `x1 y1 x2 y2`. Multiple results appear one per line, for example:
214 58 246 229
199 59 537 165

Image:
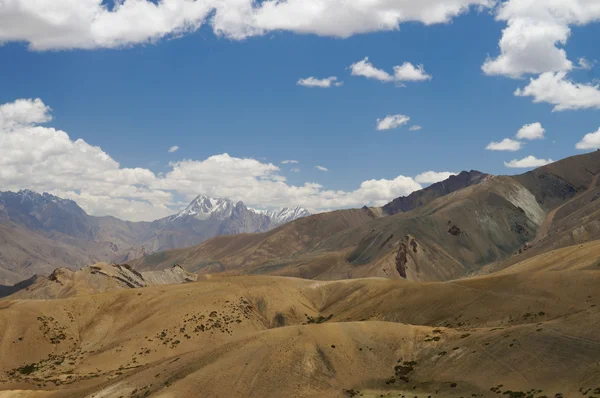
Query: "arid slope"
1 261 600 397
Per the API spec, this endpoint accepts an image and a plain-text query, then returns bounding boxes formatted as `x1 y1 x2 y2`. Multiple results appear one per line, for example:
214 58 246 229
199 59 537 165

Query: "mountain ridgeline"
134 150 600 283
382 170 490 215
0 192 309 285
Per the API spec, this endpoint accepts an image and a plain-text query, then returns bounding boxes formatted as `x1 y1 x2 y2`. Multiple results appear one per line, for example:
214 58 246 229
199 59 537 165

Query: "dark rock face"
396 236 419 278
383 170 489 215
448 225 462 236
395 242 408 279
410 238 418 253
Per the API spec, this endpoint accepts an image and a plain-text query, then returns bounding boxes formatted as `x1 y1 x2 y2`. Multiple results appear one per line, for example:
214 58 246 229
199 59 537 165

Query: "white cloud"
486 138 522 151
516 122 545 140
514 72 600 111
409 125 422 131
168 145 180 153
575 127 600 150
483 0 600 79
393 63 432 81
377 114 411 131
0 0 214 51
350 58 431 84
0 98 52 130
281 160 299 164
1 98 428 220
349 57 394 82
347 176 422 206
577 57 596 70
482 18 572 78
291 168 300 173
0 99 170 222
415 171 457 184
504 155 554 168
0 0 495 51
315 166 328 172
297 76 343 88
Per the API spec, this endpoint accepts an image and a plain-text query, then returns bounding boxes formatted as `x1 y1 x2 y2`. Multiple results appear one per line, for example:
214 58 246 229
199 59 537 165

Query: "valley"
0 193 309 285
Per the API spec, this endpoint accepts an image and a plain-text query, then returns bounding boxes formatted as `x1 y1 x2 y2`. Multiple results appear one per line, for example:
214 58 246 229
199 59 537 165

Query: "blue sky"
1 1 599 220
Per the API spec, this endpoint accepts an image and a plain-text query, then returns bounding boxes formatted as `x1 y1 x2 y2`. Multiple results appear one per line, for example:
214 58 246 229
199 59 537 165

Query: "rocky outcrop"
395 242 408 279
395 235 419 279
1 263 198 300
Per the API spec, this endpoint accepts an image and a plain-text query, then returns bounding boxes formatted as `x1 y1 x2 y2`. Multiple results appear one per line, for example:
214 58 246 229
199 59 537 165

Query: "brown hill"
1 261 599 397
0 263 197 300
134 207 376 275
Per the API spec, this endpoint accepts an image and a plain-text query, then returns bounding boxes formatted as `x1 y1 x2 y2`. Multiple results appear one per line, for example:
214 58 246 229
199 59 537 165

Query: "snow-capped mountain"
172 195 310 228
0 190 311 285
254 207 312 226
172 196 235 221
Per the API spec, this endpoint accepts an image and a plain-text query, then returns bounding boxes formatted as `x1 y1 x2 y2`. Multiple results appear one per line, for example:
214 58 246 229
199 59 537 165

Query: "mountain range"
0 192 309 285
2 151 600 397
133 150 600 282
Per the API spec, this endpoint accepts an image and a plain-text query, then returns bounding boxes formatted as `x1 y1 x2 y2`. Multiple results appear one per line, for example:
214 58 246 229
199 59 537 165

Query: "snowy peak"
174 195 234 221
261 207 311 226
173 195 310 227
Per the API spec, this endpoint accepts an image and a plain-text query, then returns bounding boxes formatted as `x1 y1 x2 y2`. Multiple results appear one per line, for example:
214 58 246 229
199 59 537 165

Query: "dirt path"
532 173 600 244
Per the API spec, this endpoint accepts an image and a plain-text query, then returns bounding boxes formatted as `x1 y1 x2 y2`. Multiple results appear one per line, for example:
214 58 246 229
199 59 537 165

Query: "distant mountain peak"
173 195 235 221
1 189 82 212
172 195 310 226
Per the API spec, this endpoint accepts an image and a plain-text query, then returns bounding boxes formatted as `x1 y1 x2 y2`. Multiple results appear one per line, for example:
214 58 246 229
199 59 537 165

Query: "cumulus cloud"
393 63 432 81
0 98 52 130
514 72 600 111
281 160 299 164
349 57 394 82
0 0 495 51
482 1 600 110
575 127 600 150
347 176 422 206
350 58 431 84
504 155 554 168
516 122 545 140
297 76 343 88
0 98 429 220
377 114 411 131
315 166 328 172
409 125 422 131
483 0 600 79
0 99 170 221
415 171 457 184
168 145 180 153
486 138 522 151
0 0 214 50
482 18 572 78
